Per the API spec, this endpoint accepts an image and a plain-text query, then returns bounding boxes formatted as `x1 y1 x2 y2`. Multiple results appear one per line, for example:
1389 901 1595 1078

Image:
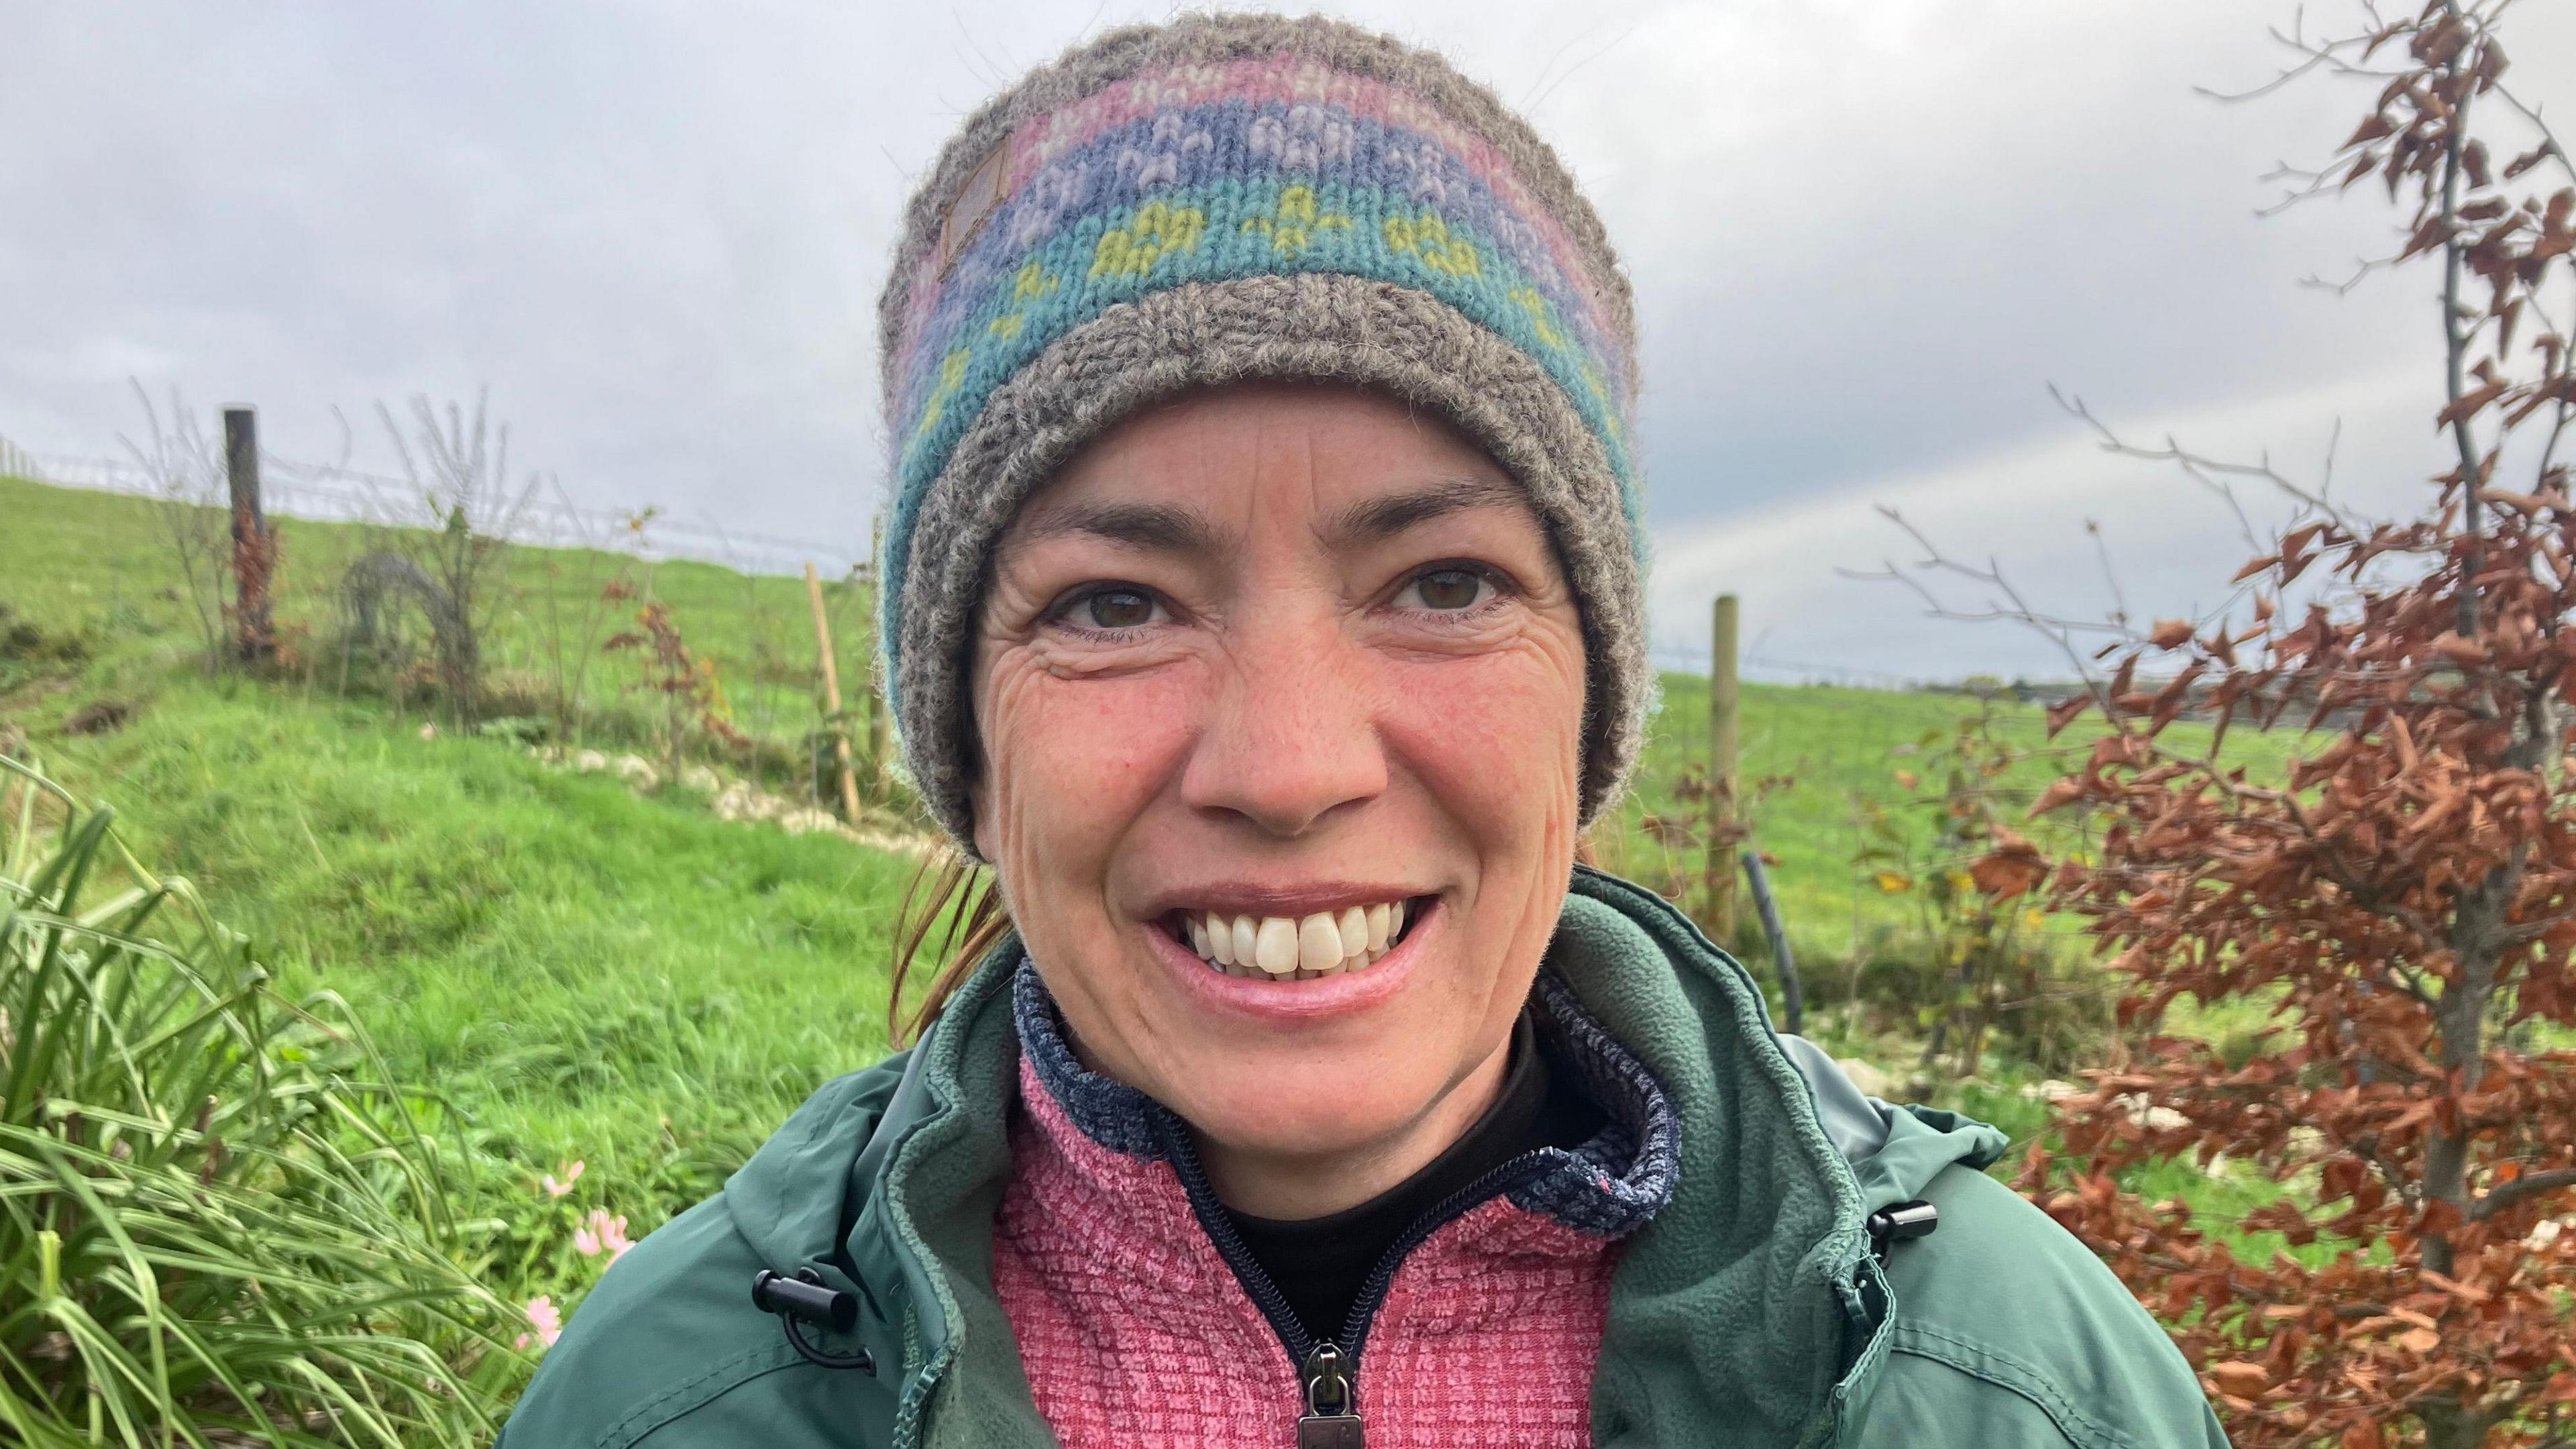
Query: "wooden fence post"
223 407 276 663
1708 592 1740 944
806 562 864 824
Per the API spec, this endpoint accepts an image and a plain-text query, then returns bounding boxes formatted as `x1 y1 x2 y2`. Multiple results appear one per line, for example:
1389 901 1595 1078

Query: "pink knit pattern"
993 1058 1620 1448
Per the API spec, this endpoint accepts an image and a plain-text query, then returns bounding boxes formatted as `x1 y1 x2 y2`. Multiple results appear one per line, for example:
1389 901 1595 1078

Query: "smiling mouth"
1161 898 1426 981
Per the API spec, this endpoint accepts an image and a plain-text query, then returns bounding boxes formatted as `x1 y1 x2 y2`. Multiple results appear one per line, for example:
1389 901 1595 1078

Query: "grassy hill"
4 476 916 1212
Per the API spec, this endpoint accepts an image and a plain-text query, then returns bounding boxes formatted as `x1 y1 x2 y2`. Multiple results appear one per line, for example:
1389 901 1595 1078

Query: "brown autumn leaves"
1966 5 2576 1445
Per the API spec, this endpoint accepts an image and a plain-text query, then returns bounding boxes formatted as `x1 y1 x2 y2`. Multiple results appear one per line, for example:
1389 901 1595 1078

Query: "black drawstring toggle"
1865 1199 1939 1263
752 1268 875 1373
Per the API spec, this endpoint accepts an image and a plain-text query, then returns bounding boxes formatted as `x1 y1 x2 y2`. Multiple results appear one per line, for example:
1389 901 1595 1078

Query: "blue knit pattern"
888 105 1632 445
1010 961 1166 1159
1513 971 1680 1237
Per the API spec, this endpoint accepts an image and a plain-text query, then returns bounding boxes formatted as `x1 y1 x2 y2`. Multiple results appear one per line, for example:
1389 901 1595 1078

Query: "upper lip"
1138 881 1430 918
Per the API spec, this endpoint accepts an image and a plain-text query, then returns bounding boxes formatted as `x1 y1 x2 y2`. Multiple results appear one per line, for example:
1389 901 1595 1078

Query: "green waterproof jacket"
500 868 2229 1448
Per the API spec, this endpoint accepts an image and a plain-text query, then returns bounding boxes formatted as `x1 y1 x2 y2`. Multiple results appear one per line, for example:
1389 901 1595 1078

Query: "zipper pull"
1297 1342 1364 1449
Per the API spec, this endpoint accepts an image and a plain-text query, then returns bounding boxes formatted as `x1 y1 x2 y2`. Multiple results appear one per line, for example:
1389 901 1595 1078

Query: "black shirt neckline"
1220 1010 1605 1344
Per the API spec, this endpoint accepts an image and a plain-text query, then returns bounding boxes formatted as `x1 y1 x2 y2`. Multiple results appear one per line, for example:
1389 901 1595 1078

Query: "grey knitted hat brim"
896 271 1647 852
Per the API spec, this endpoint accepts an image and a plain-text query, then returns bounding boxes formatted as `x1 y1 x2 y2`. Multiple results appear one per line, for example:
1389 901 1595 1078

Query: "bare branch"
2302 254 2404 295
2468 1165 2576 1221
2052 384 2371 541
1855 507 2139 711
2489 81 2574 188
2086 519 2131 628
2196 10 2404 105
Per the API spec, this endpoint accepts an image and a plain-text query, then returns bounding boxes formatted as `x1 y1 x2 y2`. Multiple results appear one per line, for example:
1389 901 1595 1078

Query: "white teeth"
1179 898 1421 979
1298 914 1343 973
1254 918 1301 975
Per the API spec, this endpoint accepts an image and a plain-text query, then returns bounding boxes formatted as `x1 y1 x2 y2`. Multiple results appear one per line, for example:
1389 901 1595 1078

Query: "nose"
1179 612 1387 838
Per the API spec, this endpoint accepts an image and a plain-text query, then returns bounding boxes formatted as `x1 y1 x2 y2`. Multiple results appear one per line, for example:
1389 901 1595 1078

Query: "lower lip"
1150 900 1435 1026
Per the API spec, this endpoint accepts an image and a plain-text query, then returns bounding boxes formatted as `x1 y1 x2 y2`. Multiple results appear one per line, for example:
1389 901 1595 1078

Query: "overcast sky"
5 1 2570 682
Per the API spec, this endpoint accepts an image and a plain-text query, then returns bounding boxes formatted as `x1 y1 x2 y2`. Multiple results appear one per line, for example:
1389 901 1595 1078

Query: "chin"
1179 1062 1448 1164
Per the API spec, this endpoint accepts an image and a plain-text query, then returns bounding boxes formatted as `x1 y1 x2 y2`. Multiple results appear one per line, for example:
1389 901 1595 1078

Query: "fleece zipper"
1150 1112 1558 1448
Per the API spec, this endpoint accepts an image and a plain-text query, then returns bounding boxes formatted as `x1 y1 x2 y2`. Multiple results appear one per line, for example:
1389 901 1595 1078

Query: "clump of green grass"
1 759 519 1446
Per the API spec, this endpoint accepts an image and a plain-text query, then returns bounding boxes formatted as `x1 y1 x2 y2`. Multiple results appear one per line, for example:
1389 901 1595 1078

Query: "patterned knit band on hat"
876 13 1648 849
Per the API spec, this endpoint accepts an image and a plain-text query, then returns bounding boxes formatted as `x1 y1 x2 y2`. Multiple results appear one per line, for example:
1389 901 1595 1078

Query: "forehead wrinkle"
1324 476 1533 548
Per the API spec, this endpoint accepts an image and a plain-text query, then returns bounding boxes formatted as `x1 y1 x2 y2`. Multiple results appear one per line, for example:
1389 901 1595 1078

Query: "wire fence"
19 447 877 582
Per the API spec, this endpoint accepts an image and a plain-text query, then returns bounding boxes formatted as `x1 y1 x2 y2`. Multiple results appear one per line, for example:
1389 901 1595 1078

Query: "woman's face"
971 382 1587 1193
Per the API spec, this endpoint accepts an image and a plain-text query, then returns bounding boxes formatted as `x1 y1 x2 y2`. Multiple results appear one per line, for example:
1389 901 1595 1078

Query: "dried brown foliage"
604 593 747 775
1981 6 2576 1445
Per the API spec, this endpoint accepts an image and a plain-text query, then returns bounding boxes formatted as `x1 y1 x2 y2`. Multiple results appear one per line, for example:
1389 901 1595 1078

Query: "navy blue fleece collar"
1009 959 1678 1238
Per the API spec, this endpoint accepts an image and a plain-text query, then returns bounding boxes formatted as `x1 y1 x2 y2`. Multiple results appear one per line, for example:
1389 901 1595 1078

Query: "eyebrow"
1004 474 1530 559
1006 498 1225 557
1326 476 1531 545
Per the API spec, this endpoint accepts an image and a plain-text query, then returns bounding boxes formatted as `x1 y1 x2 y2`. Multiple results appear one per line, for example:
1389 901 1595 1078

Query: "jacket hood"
710 866 2008 1448
1774 1031 2011 1212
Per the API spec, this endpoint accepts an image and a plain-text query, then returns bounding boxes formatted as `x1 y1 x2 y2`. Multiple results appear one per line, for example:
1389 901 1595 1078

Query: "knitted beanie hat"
877 12 1646 850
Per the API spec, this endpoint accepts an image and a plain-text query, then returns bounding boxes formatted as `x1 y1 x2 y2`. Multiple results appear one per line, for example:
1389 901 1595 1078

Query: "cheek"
975 651 1202 869
1378 635 1585 852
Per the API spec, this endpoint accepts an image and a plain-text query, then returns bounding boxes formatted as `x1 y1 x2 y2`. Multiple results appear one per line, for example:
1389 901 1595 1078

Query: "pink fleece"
992 1057 1621 1448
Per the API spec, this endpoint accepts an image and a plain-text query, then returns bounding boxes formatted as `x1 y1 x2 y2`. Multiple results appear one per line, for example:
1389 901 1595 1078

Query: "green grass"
0 473 882 788
3 767 521 1446
2 475 928 1342
1598 672 2073 961
20 671 913 1209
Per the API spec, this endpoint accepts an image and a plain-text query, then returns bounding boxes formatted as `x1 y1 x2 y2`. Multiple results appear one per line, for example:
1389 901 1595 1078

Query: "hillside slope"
5 475 914 1214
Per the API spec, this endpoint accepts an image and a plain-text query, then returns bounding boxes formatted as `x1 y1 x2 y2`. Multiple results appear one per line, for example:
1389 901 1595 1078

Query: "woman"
502 16 2226 1448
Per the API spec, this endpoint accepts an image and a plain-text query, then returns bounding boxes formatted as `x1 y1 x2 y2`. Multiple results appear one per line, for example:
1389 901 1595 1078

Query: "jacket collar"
725 867 2006 1449
1010 959 1679 1239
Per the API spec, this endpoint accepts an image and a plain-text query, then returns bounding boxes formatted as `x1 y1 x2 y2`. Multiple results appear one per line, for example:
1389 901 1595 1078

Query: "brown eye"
1083 589 1156 629
1409 568 1487 610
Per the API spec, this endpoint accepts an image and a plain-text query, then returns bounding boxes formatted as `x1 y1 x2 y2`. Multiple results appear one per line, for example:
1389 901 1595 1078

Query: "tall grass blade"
0 757 517 1446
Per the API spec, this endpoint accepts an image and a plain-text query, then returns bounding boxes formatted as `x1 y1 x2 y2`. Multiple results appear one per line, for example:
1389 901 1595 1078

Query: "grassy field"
3 471 2326 1353
15 675 915 1197
1599 672 2070 954
0 472 888 794
4 476 922 1230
